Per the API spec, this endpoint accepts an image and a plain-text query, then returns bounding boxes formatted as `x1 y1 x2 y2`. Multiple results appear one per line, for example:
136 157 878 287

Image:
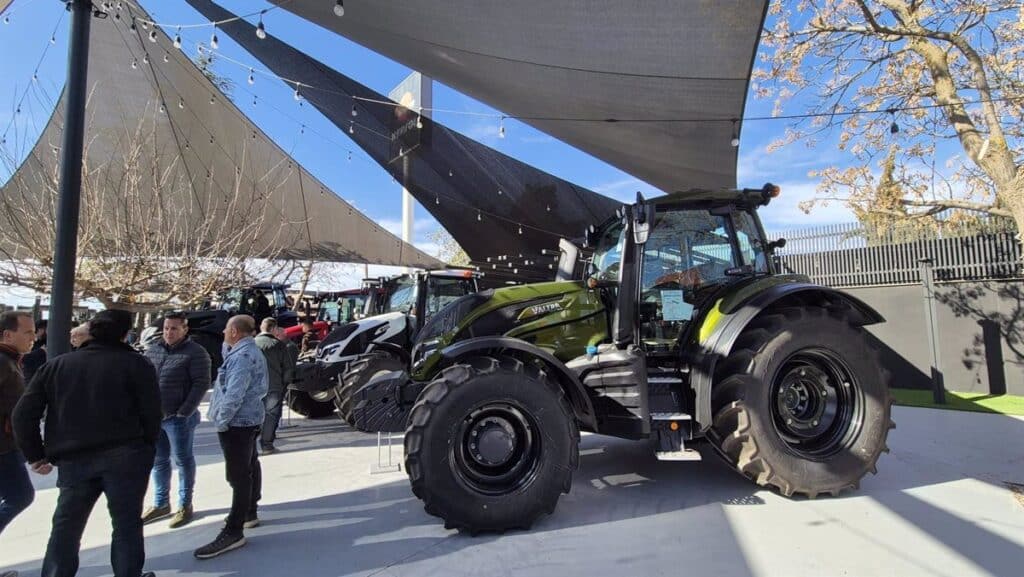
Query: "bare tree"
427 228 470 266
754 1 1023 242
0 106 301 312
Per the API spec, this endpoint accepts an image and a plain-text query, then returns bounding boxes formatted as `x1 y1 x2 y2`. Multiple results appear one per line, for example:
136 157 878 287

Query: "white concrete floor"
2 405 1023 577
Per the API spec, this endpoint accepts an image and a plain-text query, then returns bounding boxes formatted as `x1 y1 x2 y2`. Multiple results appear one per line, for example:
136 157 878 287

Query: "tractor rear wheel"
709 306 893 498
286 390 337 419
404 356 578 533
335 352 406 426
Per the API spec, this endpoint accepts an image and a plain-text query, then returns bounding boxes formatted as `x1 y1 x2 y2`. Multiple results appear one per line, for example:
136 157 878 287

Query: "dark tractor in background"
351 184 894 533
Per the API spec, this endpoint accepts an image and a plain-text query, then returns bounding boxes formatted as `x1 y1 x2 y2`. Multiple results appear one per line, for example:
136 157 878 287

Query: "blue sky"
0 0 860 303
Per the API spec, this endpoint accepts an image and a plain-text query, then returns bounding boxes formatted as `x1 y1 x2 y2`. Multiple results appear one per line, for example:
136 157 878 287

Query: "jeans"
0 449 34 534
218 426 261 534
42 442 155 577
261 389 284 447
151 411 200 508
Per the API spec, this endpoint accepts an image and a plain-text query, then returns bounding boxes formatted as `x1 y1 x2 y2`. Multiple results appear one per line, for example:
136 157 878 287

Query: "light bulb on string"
252 96 257 107
178 98 184 109
497 188 503 195
130 58 138 69
148 29 157 43
435 196 440 205
158 103 166 114
209 94 215 104
498 116 506 138
247 69 255 85
163 52 169 63
334 0 345 17
730 119 740 147
349 122 354 134
888 109 899 134
142 53 149 64
351 103 358 117
477 211 482 222
173 28 182 49
140 20 148 30
300 124 305 134
129 19 136 31
210 25 219 49
448 169 453 177
293 85 302 101
546 205 551 212
416 115 423 129
518 224 523 235
256 11 267 39
50 35 56 44
32 73 37 82
347 151 352 161
3 16 9 25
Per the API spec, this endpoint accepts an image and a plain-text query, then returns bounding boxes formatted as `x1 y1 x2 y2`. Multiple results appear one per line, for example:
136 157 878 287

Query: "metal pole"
47 0 93 357
918 258 946 404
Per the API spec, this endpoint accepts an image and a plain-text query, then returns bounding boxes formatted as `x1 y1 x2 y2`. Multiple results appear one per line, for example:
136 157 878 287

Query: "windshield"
386 276 417 314
590 220 626 281
425 277 477 317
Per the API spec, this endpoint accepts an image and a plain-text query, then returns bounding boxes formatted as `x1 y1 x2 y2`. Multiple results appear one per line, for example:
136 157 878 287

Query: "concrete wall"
845 281 1024 395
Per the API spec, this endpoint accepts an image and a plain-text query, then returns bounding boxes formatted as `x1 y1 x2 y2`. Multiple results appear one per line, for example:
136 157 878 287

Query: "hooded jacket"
209 336 268 432
254 332 294 393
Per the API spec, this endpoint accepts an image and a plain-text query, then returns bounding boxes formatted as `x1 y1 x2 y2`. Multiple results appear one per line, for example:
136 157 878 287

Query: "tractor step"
651 411 701 461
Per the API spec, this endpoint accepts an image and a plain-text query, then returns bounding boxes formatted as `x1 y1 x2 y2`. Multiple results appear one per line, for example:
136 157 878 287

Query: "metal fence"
772 222 1022 287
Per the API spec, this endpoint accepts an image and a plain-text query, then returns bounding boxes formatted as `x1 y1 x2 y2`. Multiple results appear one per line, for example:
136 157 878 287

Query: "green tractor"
351 184 894 533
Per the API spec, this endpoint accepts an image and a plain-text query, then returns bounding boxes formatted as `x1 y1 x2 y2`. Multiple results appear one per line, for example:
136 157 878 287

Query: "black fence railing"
771 222 1022 287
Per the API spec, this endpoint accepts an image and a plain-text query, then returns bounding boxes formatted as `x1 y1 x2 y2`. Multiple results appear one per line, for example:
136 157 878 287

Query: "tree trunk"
996 174 1024 260
292 261 314 313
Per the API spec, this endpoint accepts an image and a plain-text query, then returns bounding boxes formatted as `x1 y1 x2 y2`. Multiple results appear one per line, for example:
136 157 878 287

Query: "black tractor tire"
709 306 893 498
335 352 406 426
404 356 579 533
287 390 337 419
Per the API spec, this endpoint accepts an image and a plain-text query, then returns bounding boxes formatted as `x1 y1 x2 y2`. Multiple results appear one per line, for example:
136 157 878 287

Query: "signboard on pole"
387 72 432 164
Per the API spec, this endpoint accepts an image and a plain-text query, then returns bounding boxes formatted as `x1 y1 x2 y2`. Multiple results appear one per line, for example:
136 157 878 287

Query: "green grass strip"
891 389 1024 416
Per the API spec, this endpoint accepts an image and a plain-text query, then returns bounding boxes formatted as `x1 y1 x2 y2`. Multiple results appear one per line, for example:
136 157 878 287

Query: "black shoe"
222 513 260 528
141 572 156 577
260 444 277 455
194 529 247 559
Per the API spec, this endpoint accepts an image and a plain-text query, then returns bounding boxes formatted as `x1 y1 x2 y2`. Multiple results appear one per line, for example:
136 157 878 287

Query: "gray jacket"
144 337 212 418
254 332 294 392
209 336 268 432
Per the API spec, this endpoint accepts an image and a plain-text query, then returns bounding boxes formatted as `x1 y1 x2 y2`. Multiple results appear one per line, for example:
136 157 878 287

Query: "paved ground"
2 405 1023 577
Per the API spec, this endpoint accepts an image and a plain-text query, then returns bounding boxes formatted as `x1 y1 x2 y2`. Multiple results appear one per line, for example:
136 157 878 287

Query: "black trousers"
42 442 155 577
218 426 261 534
261 389 284 447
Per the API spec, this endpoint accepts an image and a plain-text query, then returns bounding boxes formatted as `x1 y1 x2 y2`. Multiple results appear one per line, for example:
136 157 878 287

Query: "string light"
416 114 423 129
888 109 900 134
148 29 157 43
159 103 166 114
334 0 345 17
252 95 257 107
351 103 358 117
129 19 136 31
210 25 219 50
163 52 169 63
248 68 255 85
256 11 267 39
347 150 352 161
173 27 182 49
50 35 56 45
293 84 302 101
131 58 138 69
448 169 453 177
142 53 149 64
477 211 482 221
178 98 185 109
498 115 505 138
497 188 503 195
518 224 523 234
730 119 740 147
3 16 9 25
349 121 354 134
435 195 440 205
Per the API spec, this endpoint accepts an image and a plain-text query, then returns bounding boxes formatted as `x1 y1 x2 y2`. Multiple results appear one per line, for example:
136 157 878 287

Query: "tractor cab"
217 282 298 328
378 269 480 337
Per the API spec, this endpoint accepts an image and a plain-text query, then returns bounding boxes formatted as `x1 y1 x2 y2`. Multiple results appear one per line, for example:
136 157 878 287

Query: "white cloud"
759 181 856 232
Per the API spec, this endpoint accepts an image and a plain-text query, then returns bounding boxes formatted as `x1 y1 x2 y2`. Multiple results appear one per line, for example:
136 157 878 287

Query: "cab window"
639 210 737 350
733 211 769 273
425 277 476 316
387 278 417 314
590 220 626 282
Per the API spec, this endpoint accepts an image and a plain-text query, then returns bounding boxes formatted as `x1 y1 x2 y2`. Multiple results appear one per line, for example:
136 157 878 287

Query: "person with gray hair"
194 315 268 560
254 317 294 454
69 322 91 350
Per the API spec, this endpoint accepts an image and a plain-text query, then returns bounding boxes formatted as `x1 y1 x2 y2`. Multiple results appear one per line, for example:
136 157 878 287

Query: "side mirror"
767 238 787 252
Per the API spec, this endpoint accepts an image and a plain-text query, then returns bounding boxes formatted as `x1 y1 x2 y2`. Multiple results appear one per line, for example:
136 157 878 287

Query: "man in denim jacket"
194 315 268 560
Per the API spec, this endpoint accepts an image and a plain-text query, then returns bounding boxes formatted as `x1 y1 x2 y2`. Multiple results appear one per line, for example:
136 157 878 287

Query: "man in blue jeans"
142 312 212 529
13 309 162 577
0 312 38 577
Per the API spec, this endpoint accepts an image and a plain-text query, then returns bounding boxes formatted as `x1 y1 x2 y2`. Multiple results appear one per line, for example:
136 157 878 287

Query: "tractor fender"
440 337 598 432
366 341 412 367
691 283 884 431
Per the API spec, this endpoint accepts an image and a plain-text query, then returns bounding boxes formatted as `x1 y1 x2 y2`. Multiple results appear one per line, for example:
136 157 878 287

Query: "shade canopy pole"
47 0 94 356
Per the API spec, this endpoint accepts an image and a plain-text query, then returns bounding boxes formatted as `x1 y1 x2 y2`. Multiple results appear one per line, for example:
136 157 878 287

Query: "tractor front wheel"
335 352 406 426
710 307 893 498
404 356 578 533
286 390 337 419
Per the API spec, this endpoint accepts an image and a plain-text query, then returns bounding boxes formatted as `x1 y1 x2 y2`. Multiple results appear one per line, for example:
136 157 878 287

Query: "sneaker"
141 504 172 525
194 529 247 559
260 444 277 455
168 505 194 529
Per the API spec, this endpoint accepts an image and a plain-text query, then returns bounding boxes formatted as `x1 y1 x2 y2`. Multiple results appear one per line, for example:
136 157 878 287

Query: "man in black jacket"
13 309 161 577
0 311 37 547
141 312 212 528
20 319 46 383
254 318 294 454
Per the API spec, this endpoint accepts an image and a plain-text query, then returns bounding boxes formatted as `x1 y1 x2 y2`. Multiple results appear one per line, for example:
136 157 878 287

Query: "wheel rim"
310 389 334 403
770 348 863 459
450 402 542 496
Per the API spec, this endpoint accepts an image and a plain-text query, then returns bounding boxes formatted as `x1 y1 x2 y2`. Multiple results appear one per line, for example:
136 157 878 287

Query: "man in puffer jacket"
142 312 211 529
194 315 268 560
